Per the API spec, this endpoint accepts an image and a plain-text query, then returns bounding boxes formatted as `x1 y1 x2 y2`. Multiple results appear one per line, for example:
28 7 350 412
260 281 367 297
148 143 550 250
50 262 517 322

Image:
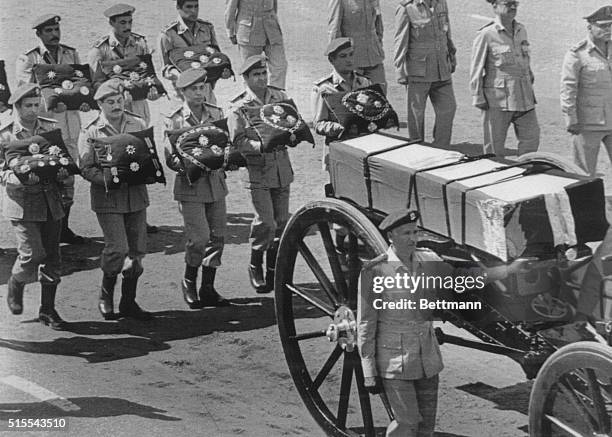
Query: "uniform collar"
331 70 359 90
586 35 610 57
177 15 200 35
493 16 519 35
109 31 134 48
182 101 212 123
96 111 134 134
38 41 62 58
13 116 41 135
244 84 270 105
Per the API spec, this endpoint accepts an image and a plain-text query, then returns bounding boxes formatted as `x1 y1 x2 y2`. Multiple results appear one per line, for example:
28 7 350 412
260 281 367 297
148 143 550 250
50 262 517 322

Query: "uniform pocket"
407 54 427 77
580 95 606 125
377 335 404 374
236 18 253 44
437 12 449 33
492 45 515 67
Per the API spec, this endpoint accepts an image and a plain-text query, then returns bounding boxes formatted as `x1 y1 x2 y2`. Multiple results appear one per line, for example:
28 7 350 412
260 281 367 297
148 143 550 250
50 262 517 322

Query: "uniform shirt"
561 37 612 131
470 18 535 112
227 85 293 189
393 0 455 83
163 101 228 203
15 42 80 86
328 0 384 68
225 0 283 47
0 114 64 221
78 110 149 213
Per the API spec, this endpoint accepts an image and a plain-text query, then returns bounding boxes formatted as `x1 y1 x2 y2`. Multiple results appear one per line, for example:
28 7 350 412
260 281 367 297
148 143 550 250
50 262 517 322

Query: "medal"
290 133 297 142
155 170 162 177
106 154 113 162
113 176 120 183
368 122 377 132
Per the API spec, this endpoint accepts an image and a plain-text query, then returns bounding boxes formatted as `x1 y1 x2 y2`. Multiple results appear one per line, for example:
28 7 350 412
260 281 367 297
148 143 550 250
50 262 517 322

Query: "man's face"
98 94 124 121
388 222 419 254
244 67 268 92
110 15 133 37
178 1 199 22
181 81 207 105
16 96 41 123
330 47 355 74
37 24 61 47
493 0 518 20
589 22 612 42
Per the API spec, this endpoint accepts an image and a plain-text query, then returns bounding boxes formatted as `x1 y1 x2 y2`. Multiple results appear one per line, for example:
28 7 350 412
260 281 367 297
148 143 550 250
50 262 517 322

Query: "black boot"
182 265 202 309
119 277 152 321
248 249 266 292
264 243 278 294
199 267 230 307
38 283 67 330
60 205 86 244
99 274 118 320
6 275 24 315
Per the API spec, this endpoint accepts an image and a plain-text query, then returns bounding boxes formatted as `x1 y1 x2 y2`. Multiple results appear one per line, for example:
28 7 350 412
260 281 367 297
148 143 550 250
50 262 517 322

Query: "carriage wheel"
529 341 612 437
516 152 587 175
275 199 390 436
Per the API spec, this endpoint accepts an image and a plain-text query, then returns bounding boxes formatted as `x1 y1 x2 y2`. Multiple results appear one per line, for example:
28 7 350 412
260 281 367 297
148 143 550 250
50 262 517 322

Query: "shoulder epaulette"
230 91 247 104
24 47 40 56
130 32 145 39
399 0 412 6
314 74 333 87
163 105 183 118
0 120 14 131
94 35 110 48
570 39 588 53
84 115 100 128
124 109 144 120
268 85 286 92
204 102 222 110
163 20 179 33
197 19 213 26
362 253 388 270
478 21 495 31
59 43 75 51
38 116 57 124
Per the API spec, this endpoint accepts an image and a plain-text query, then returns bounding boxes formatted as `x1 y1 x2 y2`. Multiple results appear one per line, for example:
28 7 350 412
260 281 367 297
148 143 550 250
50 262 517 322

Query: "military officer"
328 0 385 91
393 0 457 148
88 3 160 126
224 0 288 89
163 68 230 308
16 13 87 244
561 6 612 176
0 84 69 329
78 79 152 321
470 0 540 157
227 55 294 293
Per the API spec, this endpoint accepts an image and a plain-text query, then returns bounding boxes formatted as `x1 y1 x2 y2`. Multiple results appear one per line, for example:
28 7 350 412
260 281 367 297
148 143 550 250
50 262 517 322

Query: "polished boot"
119 277 152 321
99 274 118 320
6 275 25 315
60 205 86 244
146 223 159 234
199 267 230 307
264 243 278 294
248 249 266 292
182 265 202 309
38 283 66 330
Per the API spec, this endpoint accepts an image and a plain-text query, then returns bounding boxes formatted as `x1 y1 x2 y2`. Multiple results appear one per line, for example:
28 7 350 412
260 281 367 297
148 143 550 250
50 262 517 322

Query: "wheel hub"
325 306 357 352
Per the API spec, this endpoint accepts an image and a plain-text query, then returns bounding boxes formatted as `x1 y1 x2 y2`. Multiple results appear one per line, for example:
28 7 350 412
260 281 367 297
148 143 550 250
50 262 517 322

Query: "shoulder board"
399 0 412 6
268 85 285 92
124 109 144 120
570 39 588 53
59 43 75 51
38 116 57 124
204 102 222 110
94 35 110 48
478 21 495 31
130 32 145 39
197 19 213 26
84 115 100 129
163 20 179 32
0 120 14 131
314 74 333 86
24 47 40 55
362 253 388 270
230 91 247 104
162 105 183 118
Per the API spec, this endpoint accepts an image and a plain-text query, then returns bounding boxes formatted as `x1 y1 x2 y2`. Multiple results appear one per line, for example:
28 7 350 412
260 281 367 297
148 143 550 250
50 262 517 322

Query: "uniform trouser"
239 43 288 89
249 185 290 251
571 130 612 176
179 199 227 268
407 80 456 148
126 99 151 126
356 64 387 93
382 375 439 437
96 209 147 277
11 217 62 284
60 176 75 208
482 108 540 157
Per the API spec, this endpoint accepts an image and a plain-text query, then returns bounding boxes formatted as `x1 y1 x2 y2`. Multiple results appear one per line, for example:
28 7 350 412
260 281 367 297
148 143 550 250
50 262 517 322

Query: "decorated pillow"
168 45 233 82
32 63 96 111
239 99 314 153
0 60 11 107
89 127 165 190
100 54 166 101
4 129 79 184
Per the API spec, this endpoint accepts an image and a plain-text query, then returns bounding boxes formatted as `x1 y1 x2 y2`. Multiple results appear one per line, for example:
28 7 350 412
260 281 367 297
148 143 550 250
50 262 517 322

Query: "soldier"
88 3 160 126
163 68 230 308
328 0 385 91
561 5 612 176
0 84 70 329
16 13 87 244
224 0 288 89
393 0 457 148
470 0 539 157
78 79 152 321
227 55 294 293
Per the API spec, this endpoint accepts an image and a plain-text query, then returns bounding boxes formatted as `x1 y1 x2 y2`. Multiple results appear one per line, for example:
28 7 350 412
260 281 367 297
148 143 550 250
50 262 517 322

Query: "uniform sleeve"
312 84 343 138
226 105 261 155
73 49 82 65
77 128 105 186
87 47 107 88
209 24 220 51
375 2 384 43
15 53 34 86
560 50 580 127
469 31 488 107
393 5 410 83
158 31 174 78
357 267 379 378
225 0 239 38
328 0 343 40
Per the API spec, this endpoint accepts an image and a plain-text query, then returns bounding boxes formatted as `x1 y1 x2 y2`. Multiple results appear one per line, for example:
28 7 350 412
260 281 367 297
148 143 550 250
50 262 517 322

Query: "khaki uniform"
88 32 153 125
328 0 386 89
394 0 457 148
561 37 612 175
78 111 148 277
225 0 287 89
163 102 228 268
227 85 293 250
0 115 63 284
470 18 539 156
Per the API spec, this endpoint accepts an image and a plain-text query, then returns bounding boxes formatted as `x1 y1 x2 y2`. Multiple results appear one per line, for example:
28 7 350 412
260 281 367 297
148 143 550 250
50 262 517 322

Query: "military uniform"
393 0 457 148
328 0 385 89
224 0 288 89
470 17 540 156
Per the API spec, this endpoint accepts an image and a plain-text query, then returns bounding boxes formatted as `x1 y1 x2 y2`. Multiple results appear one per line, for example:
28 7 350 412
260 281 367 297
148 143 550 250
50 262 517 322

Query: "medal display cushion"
324 83 399 136
168 45 234 82
90 127 165 189
0 60 11 106
240 99 314 152
32 63 96 110
100 54 166 101
4 128 79 184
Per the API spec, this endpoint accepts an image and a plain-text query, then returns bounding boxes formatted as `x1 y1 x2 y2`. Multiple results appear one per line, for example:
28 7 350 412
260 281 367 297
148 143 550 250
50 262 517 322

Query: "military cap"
8 83 40 105
104 3 135 18
379 209 420 233
238 54 267 76
175 68 207 88
325 37 353 57
584 5 612 24
94 78 124 101
32 14 60 30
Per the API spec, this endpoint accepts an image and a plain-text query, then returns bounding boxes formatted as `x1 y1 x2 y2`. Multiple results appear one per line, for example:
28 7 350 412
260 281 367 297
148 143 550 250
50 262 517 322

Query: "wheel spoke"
586 369 611 433
353 353 375 437
286 283 334 317
346 234 361 308
298 241 341 309
337 351 354 430
544 414 585 437
317 222 349 302
311 345 343 392
290 330 328 342
558 374 599 427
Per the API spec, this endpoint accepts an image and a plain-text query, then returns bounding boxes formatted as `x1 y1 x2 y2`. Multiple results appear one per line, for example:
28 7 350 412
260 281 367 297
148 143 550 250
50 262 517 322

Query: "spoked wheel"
275 199 390 436
529 341 612 437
